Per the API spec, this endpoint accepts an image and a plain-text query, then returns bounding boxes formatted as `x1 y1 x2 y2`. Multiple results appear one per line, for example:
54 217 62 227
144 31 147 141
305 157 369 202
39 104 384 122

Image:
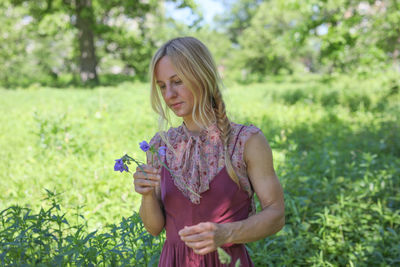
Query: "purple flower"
139 141 150 152
114 158 129 172
158 146 167 156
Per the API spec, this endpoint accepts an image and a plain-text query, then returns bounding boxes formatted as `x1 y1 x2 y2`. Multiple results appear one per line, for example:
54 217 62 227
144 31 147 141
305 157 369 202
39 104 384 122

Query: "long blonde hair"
149 37 240 186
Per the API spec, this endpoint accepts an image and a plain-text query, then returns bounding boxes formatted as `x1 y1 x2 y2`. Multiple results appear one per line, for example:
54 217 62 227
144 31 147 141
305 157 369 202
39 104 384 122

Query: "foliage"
0 1 75 88
219 0 400 80
217 247 241 266
224 71 400 266
1 72 399 265
229 0 301 80
214 0 263 43
1 0 399 86
0 190 164 266
1 0 196 87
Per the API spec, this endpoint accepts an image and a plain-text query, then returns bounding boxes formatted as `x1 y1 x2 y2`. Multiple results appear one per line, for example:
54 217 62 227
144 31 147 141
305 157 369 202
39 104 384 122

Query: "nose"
164 82 177 100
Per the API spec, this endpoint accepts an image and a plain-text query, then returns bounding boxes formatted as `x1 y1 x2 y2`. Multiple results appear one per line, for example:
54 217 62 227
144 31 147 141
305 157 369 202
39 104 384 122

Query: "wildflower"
114 141 200 198
114 158 129 173
158 146 167 156
139 141 150 152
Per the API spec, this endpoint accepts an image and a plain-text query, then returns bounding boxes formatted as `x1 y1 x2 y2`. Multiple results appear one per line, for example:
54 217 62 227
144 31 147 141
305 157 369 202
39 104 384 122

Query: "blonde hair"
149 37 240 186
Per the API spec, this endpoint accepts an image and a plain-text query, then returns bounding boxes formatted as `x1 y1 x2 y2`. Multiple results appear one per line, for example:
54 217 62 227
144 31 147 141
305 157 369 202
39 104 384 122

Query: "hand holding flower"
114 141 165 197
133 165 161 196
114 140 200 198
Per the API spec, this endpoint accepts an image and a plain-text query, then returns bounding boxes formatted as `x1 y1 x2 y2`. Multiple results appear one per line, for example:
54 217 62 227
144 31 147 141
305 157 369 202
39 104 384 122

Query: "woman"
133 37 285 266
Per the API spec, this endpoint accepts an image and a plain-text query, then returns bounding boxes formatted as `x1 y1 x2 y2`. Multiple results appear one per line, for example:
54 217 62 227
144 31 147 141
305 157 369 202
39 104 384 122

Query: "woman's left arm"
179 132 285 254
223 131 285 243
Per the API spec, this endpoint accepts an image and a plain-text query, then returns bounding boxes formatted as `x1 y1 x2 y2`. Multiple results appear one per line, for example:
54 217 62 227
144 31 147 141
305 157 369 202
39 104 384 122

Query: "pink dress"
148 122 261 267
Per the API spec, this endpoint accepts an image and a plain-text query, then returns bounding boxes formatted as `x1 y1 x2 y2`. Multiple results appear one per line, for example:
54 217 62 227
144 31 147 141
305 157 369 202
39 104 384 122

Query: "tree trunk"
75 0 98 85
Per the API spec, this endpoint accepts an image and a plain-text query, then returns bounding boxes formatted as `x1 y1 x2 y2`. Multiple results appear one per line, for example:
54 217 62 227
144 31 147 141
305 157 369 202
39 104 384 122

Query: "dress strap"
230 125 245 160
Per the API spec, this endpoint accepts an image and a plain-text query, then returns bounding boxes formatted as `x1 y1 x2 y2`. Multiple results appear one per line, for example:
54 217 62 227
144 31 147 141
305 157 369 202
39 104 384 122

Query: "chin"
171 109 190 118
174 112 190 118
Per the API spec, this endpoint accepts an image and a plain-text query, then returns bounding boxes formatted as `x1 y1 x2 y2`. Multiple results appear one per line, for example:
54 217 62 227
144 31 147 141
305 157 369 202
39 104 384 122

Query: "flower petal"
139 141 150 152
158 146 167 156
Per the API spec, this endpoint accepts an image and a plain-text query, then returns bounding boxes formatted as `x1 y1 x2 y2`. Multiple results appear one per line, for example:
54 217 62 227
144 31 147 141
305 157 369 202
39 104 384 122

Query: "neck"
183 118 202 133
183 116 215 133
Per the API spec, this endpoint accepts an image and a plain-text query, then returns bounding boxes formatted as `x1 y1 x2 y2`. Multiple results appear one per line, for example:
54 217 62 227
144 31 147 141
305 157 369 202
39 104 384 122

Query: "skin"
156 56 200 132
133 56 285 254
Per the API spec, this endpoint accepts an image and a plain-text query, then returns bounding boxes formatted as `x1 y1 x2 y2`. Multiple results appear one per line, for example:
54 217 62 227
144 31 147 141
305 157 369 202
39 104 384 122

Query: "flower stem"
155 154 200 198
124 154 148 179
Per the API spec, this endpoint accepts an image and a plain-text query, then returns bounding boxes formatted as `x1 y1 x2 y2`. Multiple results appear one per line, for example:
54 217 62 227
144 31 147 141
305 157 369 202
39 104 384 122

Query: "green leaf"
217 247 231 264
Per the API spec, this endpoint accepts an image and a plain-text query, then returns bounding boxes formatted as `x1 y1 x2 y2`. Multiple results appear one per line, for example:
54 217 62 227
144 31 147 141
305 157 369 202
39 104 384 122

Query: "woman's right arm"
133 165 165 236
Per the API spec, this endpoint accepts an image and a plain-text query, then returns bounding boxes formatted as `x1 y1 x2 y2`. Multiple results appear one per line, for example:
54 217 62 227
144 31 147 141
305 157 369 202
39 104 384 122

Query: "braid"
213 89 240 187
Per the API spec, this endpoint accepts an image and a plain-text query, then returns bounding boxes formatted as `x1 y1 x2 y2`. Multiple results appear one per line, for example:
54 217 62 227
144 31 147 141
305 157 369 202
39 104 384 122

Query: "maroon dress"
158 127 254 267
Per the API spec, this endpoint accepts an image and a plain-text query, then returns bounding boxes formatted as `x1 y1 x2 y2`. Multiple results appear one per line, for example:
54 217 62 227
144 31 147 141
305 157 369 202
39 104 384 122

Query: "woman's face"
155 56 195 121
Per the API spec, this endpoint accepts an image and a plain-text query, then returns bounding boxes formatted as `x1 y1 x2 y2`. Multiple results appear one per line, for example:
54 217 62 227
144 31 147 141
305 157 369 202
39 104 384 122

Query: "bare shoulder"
243 131 274 172
243 130 283 209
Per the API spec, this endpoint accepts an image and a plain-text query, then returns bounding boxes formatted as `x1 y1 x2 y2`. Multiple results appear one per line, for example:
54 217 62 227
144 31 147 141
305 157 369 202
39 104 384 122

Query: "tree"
8 0 196 86
218 0 399 79
215 0 263 43
75 0 98 84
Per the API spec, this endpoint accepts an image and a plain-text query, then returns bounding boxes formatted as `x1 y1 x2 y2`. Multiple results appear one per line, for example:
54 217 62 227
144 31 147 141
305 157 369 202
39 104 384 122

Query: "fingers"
181 232 214 244
137 164 160 174
187 240 215 255
179 222 214 237
134 177 159 187
193 246 214 255
132 164 161 195
133 165 161 181
133 171 160 182
185 237 216 255
134 185 156 195
178 223 219 255
133 179 159 195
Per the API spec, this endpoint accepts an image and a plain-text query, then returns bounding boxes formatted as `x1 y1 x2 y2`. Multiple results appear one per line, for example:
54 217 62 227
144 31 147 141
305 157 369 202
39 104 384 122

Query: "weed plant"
0 72 399 265
0 190 164 266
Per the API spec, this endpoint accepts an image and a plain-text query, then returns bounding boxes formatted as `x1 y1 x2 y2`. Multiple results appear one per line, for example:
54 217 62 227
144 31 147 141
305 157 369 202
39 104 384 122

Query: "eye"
173 80 182 85
158 84 166 91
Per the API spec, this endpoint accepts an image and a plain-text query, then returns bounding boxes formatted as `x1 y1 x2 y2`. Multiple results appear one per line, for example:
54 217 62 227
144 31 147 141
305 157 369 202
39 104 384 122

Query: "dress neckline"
181 121 219 138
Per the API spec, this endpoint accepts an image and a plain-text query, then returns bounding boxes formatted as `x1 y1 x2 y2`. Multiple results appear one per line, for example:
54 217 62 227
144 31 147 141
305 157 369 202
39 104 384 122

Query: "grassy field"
1 72 399 265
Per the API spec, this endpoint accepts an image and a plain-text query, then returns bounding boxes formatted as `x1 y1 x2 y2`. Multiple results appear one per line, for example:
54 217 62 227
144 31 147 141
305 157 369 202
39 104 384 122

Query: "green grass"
0 83 161 230
1 72 399 265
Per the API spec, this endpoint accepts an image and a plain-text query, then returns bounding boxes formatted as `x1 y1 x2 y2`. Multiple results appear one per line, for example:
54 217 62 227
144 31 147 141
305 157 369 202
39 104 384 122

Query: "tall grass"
1 72 399 265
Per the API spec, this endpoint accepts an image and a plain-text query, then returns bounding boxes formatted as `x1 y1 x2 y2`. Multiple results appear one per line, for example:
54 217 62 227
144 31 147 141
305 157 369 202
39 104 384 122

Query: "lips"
171 102 183 109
